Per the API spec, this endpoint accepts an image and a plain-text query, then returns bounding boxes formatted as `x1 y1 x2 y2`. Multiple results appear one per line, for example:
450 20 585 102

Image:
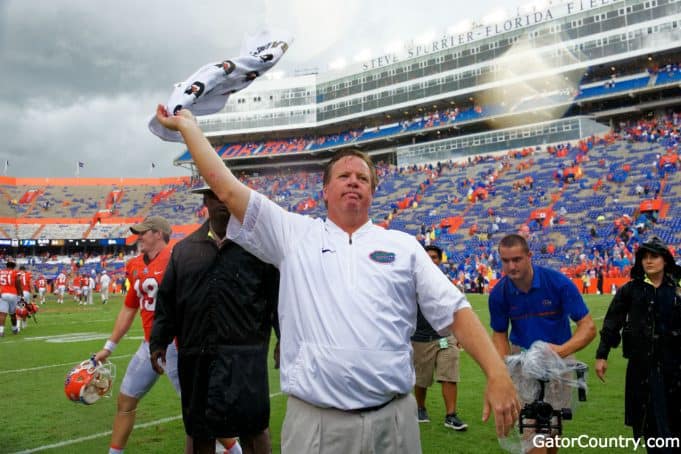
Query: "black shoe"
417 407 430 423
444 412 468 431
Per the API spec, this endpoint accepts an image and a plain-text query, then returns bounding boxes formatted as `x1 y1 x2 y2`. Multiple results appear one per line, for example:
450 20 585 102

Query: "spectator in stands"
491 221 500 236
596 237 681 449
411 245 467 431
150 185 279 454
156 106 520 452
635 183 644 197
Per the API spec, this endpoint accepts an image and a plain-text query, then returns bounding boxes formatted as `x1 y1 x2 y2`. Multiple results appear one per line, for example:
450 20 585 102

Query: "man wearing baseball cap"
130 215 172 237
94 215 189 454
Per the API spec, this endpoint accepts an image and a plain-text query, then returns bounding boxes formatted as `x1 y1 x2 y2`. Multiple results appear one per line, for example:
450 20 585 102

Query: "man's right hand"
595 359 608 382
155 105 197 132
93 349 111 363
150 348 167 375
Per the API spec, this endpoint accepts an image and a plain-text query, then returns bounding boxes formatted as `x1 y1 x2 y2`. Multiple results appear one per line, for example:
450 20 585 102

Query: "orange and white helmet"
15 304 28 319
64 358 116 405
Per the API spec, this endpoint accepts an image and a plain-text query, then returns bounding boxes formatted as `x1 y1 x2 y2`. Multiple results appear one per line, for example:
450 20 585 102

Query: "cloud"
263 0 361 62
0 93 185 177
0 0 513 177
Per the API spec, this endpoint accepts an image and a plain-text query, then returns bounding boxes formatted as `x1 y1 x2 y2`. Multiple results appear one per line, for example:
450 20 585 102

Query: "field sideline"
0 293 636 453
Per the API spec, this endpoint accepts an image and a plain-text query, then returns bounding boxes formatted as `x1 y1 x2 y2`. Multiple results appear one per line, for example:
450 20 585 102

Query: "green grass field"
0 293 637 453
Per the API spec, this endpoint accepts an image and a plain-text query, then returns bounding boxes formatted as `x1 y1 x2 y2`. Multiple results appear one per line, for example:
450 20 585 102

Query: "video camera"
518 363 587 435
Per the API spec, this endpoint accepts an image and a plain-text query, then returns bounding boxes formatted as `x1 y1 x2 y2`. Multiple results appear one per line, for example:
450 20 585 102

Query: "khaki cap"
130 216 172 235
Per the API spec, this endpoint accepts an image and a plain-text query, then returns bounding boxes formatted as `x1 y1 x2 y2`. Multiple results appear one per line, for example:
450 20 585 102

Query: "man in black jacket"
150 185 279 454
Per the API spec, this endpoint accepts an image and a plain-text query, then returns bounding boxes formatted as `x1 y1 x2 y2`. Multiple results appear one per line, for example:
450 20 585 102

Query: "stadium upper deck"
189 0 681 142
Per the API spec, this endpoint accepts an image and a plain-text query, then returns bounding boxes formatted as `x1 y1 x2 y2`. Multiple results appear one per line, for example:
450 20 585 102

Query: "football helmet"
15 304 28 319
64 358 116 405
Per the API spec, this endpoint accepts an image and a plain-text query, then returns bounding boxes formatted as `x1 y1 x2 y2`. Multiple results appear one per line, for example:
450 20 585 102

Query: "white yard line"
0 332 143 345
0 354 133 375
11 392 283 454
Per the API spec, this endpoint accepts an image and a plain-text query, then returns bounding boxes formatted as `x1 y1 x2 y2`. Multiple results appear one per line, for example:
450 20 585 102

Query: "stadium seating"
3 113 681 290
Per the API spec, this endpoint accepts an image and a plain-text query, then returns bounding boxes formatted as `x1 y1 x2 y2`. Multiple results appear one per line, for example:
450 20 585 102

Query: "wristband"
103 340 117 353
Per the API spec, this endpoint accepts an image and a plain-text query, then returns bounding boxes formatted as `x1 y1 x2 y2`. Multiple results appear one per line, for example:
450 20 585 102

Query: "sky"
0 0 532 178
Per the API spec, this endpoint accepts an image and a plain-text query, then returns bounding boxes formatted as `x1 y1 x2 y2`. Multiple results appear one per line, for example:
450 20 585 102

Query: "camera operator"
489 234 596 454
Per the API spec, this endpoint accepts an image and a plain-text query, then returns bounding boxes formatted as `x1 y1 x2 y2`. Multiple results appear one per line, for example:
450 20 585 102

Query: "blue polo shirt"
489 265 588 350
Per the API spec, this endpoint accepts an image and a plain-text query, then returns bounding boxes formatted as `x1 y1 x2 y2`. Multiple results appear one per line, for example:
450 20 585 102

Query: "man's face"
427 250 441 266
499 245 533 283
137 229 163 255
323 156 373 216
204 192 229 224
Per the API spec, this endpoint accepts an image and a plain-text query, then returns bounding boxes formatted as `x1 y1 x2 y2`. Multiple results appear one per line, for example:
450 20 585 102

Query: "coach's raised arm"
155 105 250 223
155 105 520 450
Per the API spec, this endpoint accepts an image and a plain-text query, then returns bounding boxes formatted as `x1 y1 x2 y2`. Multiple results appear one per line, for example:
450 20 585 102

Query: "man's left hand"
547 343 566 357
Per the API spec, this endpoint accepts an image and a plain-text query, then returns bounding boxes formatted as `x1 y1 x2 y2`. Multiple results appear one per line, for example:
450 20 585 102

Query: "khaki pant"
281 394 422 454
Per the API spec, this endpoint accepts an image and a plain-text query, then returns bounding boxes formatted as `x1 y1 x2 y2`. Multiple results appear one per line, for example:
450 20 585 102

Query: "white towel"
149 30 292 142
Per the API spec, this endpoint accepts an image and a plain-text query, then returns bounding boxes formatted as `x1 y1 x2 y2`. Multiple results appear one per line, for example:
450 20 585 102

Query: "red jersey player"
0 258 23 336
36 275 47 304
18 266 32 303
55 271 67 304
93 216 182 454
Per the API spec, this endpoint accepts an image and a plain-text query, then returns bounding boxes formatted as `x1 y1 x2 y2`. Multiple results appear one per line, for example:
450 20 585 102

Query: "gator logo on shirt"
369 250 396 264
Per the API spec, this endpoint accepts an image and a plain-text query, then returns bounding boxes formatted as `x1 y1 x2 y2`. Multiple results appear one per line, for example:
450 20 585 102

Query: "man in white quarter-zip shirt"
155 105 521 454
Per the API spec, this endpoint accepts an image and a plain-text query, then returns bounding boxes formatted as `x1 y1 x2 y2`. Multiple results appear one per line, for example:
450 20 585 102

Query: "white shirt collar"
324 217 373 238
